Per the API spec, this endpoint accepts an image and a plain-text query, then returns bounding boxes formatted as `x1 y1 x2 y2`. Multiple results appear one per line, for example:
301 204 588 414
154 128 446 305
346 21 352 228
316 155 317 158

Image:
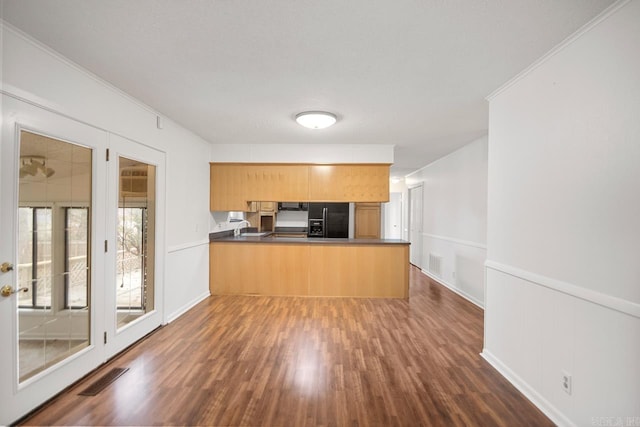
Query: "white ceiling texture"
0 0 614 177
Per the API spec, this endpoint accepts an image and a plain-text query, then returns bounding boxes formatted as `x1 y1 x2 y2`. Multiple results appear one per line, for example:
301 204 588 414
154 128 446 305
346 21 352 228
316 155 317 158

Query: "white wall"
387 179 408 240
405 136 488 307
275 210 308 227
484 2 640 426
383 192 402 239
2 23 211 322
211 143 393 164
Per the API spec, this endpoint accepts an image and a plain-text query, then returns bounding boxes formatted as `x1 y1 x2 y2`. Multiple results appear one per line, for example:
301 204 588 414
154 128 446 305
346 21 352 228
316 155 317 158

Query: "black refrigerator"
307 203 349 238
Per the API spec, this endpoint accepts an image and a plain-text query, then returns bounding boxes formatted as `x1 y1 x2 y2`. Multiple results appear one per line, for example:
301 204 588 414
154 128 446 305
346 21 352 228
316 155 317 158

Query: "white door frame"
408 184 424 268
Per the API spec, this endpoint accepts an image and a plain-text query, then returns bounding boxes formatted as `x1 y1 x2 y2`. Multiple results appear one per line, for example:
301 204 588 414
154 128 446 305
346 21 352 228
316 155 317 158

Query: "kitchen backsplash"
210 209 309 231
210 211 245 232
275 210 308 227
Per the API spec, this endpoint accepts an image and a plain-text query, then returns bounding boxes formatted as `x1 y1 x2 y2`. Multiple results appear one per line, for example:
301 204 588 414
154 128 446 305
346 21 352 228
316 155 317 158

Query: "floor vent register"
78 368 129 396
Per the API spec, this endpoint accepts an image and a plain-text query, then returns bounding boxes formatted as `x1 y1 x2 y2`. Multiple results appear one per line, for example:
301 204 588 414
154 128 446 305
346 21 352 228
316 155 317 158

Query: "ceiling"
1 0 614 177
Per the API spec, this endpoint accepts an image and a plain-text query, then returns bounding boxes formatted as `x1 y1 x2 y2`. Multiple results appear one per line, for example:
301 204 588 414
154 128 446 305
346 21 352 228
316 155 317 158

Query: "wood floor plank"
20 266 552 426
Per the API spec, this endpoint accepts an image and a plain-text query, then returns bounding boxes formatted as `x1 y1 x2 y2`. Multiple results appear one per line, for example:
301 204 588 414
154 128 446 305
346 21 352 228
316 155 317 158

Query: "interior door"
384 192 402 239
408 185 423 268
103 134 165 358
0 96 108 425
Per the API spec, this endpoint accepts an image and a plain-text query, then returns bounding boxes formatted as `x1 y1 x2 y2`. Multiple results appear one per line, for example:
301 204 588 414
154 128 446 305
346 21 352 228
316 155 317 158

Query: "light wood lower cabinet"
210 242 409 298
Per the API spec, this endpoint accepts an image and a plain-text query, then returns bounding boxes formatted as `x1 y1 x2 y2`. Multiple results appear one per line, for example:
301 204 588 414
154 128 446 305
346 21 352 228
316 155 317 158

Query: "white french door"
103 134 165 359
0 96 165 424
0 96 108 424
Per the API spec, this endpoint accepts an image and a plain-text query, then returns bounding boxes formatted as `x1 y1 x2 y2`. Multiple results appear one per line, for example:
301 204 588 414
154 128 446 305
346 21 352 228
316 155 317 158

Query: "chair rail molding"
422 233 487 250
167 239 210 253
485 260 640 318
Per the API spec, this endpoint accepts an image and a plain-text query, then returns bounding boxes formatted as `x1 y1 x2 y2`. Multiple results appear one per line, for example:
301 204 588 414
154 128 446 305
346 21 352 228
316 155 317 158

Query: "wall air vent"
428 253 443 277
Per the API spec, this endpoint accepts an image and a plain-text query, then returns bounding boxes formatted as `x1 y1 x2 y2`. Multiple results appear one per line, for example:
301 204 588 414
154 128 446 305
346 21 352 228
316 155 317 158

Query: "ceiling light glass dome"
295 111 337 129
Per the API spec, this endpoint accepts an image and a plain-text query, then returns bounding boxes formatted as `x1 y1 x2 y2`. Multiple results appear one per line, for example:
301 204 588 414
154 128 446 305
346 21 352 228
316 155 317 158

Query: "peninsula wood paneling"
210 241 408 298
308 244 408 297
210 242 310 296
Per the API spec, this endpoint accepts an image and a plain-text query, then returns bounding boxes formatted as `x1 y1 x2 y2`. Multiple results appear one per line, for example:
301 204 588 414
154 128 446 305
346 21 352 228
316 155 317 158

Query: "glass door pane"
116 157 155 329
65 208 89 308
17 131 92 381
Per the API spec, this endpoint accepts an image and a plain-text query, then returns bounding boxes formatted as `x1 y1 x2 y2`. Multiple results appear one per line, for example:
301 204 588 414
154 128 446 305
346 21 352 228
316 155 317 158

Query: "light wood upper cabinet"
309 164 390 202
210 164 249 211
355 203 381 239
245 164 309 201
307 165 337 201
246 203 276 232
259 201 276 212
211 163 390 211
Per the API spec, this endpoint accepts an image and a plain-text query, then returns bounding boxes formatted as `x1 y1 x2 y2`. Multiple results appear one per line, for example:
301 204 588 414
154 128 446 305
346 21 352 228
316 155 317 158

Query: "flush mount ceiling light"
295 111 337 129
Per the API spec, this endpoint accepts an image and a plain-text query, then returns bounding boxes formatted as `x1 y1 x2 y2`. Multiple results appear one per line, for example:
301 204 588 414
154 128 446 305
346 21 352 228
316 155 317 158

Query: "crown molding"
486 0 631 101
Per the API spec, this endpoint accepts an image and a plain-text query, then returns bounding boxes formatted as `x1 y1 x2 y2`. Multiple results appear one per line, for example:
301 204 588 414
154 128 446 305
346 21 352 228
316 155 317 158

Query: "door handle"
0 262 13 273
1 285 28 297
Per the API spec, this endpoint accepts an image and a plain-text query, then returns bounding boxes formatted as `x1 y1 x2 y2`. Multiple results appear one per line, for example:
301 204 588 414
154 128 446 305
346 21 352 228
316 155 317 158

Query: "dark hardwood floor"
21 266 552 426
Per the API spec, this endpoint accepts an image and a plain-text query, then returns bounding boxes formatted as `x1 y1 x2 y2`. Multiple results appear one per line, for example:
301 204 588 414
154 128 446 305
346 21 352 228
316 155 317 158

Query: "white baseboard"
420 268 484 309
165 291 210 324
480 349 574 427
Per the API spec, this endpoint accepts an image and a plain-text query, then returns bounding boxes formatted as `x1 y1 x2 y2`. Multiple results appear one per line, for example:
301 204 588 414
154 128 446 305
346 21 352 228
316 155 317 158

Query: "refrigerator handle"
323 207 327 238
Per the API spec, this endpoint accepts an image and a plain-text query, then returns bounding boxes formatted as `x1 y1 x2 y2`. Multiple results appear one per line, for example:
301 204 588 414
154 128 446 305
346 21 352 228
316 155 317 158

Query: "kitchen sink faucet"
234 220 252 236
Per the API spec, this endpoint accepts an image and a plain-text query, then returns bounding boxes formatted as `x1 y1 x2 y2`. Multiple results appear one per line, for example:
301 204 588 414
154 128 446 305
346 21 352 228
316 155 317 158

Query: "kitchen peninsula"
209 162 410 298
209 233 410 298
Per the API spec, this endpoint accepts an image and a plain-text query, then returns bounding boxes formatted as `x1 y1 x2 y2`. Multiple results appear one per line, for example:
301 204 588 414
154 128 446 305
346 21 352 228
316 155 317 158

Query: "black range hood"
277 202 308 211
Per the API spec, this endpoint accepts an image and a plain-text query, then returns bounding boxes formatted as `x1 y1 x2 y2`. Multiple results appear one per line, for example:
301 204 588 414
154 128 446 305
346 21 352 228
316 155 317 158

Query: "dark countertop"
209 230 409 245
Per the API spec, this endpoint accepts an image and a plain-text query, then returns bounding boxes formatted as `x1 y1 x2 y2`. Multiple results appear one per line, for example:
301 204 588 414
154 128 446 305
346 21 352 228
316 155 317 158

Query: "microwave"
277 202 308 211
